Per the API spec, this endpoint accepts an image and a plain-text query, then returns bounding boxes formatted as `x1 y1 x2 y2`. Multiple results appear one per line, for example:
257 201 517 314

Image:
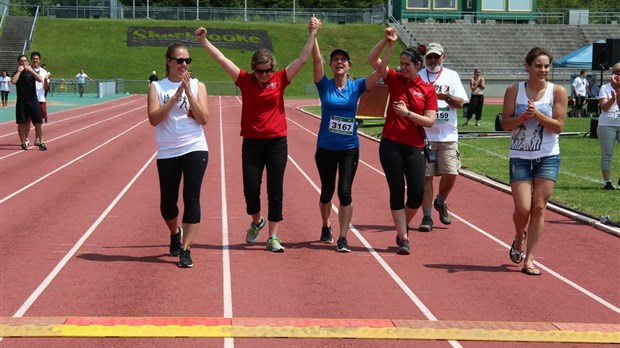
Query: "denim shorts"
509 155 560 183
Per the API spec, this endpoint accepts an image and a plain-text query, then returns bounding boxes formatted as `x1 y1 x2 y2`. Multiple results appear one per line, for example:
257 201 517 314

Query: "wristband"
520 112 527 122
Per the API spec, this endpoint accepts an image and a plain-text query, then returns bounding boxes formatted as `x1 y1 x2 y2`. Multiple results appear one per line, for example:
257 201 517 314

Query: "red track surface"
0 95 618 347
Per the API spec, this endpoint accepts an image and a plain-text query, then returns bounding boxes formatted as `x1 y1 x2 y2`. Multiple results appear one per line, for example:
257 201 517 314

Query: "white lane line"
11 151 157 318
454 212 620 314
0 97 140 139
291 114 619 313
0 114 148 203
219 96 235 348
286 154 463 348
1 105 146 160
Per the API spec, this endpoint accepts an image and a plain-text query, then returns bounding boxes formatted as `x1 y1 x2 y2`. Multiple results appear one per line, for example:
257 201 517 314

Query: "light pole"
244 0 247 22
146 0 150 19
292 0 296 23
196 0 199 20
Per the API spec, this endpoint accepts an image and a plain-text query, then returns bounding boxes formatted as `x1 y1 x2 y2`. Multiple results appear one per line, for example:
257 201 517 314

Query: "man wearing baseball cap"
416 42 468 232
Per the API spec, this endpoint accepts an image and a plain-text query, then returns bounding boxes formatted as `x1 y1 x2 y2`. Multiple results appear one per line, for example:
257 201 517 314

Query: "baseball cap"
426 43 444 56
330 49 351 63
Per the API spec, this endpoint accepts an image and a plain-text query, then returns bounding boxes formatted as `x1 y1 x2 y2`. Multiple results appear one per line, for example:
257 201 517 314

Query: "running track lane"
0 95 618 348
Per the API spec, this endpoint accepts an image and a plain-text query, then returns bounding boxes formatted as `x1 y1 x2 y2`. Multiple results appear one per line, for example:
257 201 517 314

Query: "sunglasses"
254 68 273 75
170 57 192 65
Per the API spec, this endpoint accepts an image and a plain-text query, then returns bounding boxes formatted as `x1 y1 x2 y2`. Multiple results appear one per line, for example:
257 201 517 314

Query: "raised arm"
311 24 324 84
368 27 397 79
195 27 241 81
285 17 321 82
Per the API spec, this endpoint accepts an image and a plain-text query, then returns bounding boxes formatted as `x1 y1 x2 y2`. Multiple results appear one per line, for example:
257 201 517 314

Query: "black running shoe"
39 142 47 151
433 199 452 225
336 237 351 252
397 239 411 255
170 227 182 256
21 143 28 150
179 248 193 268
418 216 433 232
603 181 615 190
320 226 333 244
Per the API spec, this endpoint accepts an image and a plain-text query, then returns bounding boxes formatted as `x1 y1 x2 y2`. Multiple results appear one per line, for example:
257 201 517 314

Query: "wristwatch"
444 94 451 102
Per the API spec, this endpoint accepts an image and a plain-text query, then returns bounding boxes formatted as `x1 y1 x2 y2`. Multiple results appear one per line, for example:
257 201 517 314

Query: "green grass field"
31 18 397 96
27 18 619 225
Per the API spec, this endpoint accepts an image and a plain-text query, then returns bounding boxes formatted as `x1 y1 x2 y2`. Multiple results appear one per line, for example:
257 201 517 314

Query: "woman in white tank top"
501 47 568 276
147 42 210 268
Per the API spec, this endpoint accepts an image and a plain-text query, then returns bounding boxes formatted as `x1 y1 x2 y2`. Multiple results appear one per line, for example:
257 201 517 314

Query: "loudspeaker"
606 39 620 66
592 43 607 70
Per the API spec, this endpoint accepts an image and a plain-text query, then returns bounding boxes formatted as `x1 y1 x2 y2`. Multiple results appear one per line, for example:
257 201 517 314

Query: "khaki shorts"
425 141 461 176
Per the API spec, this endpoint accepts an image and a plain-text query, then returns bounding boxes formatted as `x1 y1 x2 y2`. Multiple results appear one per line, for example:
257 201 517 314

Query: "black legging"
242 137 288 222
466 94 484 121
379 137 426 210
315 147 359 206
157 151 209 224
1 91 8 103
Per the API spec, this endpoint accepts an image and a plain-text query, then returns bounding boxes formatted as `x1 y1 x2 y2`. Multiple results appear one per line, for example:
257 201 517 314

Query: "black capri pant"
242 137 288 222
157 151 209 224
379 137 426 210
466 94 484 121
315 147 359 206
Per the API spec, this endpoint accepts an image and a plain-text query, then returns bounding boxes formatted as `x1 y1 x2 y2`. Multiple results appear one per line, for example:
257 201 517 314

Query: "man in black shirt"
12 54 46 150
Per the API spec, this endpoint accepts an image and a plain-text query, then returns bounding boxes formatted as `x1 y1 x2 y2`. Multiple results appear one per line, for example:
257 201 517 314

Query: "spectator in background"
147 42 209 268
464 68 485 126
194 17 320 253
73 69 92 98
311 25 382 252
501 47 567 276
12 54 46 151
417 43 468 232
596 63 620 190
0 70 10 108
148 70 158 85
571 69 588 117
368 27 437 255
23 52 50 147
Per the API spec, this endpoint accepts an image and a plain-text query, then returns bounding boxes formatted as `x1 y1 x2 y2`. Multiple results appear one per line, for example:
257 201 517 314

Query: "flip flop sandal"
521 266 542 276
509 231 527 264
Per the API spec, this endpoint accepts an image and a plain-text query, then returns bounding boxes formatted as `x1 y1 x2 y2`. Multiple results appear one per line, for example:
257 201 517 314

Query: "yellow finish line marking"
1 317 618 343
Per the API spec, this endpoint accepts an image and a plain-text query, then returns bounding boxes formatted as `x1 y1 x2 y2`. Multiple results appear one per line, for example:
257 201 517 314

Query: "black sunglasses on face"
254 68 273 75
170 57 192 65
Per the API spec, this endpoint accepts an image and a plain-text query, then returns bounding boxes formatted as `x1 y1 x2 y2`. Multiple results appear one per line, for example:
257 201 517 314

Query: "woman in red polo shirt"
368 27 438 255
194 18 320 252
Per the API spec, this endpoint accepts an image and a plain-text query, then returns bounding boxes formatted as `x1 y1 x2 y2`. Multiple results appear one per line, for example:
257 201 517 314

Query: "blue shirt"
316 75 367 150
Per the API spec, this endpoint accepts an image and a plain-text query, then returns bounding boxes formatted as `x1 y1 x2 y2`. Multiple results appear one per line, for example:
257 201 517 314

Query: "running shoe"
34 138 41 146
178 248 193 268
246 216 265 244
603 181 615 190
320 226 333 244
170 227 183 256
418 216 433 232
267 235 285 252
39 142 47 151
433 199 452 225
21 143 28 150
397 239 411 255
336 237 351 253
24 138 29 146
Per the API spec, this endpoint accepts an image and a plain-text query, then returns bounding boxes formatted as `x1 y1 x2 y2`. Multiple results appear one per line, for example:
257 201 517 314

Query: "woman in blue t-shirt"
311 29 382 253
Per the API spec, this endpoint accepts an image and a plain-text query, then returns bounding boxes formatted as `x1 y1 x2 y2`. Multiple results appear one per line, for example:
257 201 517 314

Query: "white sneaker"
24 138 30 146
34 138 41 146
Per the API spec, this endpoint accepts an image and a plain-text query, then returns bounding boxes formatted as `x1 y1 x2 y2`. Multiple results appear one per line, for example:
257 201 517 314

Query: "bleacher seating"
401 22 620 78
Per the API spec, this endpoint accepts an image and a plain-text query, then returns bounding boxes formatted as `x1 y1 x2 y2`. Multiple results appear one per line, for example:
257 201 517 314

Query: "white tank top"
509 82 559 159
152 78 208 159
